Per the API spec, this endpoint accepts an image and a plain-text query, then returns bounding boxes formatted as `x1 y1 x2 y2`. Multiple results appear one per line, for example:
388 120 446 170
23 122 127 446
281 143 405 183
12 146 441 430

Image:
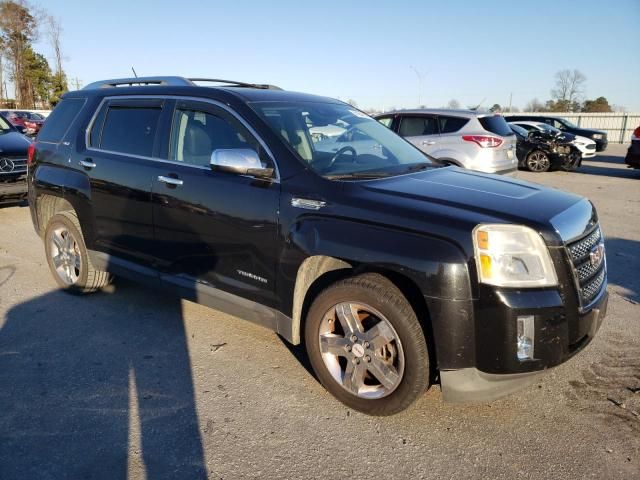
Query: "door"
83 98 166 265
150 99 280 307
397 115 440 154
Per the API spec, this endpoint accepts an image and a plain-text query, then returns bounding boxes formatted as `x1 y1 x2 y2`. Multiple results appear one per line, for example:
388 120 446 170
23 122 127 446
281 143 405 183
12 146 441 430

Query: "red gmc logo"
589 243 605 268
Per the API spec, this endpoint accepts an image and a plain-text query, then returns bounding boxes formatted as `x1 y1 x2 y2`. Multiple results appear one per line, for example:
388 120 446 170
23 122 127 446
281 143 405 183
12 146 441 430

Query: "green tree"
49 71 67 106
23 46 52 107
582 96 612 113
545 98 580 113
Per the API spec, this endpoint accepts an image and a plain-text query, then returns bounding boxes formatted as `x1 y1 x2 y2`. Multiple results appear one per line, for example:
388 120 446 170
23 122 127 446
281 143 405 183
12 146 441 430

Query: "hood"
572 127 605 136
0 131 31 156
359 167 588 245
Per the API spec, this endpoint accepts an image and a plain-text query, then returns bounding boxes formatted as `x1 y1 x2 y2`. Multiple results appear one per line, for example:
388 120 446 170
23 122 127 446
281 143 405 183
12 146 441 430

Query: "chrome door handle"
422 141 436 145
158 175 184 186
79 160 96 169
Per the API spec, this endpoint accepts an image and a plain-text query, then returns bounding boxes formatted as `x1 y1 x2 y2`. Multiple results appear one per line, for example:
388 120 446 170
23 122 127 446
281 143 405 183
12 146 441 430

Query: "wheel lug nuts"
350 335 358 342
355 358 360 365
364 341 370 348
346 345 352 352
365 355 371 363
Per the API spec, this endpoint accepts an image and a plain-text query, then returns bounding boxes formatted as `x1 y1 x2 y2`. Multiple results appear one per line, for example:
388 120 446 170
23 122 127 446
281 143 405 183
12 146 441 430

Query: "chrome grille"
566 225 606 307
0 156 27 176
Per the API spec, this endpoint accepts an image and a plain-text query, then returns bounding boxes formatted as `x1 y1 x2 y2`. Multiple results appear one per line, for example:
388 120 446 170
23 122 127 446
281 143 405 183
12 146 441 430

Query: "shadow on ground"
604 237 640 303
575 152 640 179
0 279 208 480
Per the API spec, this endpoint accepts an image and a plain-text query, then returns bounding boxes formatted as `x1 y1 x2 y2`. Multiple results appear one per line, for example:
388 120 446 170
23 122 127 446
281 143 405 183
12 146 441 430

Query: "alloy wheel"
527 151 550 172
49 226 81 285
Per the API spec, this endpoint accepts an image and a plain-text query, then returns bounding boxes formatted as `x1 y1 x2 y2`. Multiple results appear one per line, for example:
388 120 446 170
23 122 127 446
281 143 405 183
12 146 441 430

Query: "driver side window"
170 107 256 167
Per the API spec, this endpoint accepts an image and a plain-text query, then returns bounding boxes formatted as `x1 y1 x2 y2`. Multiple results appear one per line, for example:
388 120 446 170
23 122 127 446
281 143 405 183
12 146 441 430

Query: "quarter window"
38 98 86 143
99 106 161 157
398 116 438 137
439 116 469 133
377 116 393 128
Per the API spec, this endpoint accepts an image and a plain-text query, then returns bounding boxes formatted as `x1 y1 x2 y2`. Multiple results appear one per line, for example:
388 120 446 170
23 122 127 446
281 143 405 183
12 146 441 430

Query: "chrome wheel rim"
49 226 81 285
528 152 549 172
318 302 405 399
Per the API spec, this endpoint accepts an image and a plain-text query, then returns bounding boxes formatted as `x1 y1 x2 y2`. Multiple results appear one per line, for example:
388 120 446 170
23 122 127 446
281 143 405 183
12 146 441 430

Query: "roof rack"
82 76 282 91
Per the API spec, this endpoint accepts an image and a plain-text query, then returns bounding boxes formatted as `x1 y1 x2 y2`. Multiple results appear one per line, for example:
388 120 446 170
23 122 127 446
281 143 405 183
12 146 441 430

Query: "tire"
304 273 430 415
44 211 112 294
526 150 551 172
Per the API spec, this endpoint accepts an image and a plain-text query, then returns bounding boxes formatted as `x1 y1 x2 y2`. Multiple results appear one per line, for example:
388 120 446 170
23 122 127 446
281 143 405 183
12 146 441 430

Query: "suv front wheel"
44 211 112 293
305 273 430 415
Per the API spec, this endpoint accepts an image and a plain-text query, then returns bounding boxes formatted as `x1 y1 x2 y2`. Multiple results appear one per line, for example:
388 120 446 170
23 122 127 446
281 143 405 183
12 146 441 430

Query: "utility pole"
0 55 4 103
409 65 423 107
73 77 82 90
508 92 513 113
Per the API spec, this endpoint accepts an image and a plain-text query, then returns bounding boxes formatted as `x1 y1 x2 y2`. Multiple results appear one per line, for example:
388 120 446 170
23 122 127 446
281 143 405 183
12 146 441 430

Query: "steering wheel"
327 146 357 169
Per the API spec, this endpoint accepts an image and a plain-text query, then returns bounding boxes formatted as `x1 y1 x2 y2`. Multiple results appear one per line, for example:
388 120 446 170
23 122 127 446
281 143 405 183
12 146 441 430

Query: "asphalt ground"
0 144 638 479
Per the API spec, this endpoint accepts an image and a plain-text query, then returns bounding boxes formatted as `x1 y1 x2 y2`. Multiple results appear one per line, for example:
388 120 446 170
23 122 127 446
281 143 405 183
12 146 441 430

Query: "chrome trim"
84 95 280 182
78 160 96 168
83 76 195 90
550 199 597 243
157 175 184 186
291 197 326 210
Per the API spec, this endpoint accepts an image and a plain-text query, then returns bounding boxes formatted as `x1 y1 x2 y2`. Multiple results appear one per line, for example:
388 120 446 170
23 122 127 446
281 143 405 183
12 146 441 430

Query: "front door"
397 115 440 154
150 99 280 307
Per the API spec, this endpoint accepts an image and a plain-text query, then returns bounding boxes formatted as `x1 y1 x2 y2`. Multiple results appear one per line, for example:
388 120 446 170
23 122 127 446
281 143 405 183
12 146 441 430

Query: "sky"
26 0 640 111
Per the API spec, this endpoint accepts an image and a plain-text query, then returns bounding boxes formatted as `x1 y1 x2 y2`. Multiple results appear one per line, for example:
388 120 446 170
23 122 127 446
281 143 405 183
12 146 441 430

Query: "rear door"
397 115 440 154
150 99 280 307
83 98 165 265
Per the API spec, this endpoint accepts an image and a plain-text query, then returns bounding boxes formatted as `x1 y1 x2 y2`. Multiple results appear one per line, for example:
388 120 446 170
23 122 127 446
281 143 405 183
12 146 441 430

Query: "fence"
517 112 639 144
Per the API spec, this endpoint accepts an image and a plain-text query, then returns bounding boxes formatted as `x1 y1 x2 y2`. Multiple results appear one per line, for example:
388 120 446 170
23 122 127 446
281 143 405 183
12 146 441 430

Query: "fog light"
517 315 535 361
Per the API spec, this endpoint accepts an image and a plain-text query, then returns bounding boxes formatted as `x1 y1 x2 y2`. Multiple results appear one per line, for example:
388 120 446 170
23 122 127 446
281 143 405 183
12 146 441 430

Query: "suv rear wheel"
305 273 430 415
44 211 112 293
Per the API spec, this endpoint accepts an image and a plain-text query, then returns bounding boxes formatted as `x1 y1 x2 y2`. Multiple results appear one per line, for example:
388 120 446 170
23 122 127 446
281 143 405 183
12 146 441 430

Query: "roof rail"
82 76 194 90
188 78 282 90
82 76 283 91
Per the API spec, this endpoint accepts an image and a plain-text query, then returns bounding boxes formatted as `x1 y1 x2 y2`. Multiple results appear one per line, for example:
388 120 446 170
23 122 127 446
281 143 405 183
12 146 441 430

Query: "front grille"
566 225 606 307
0 156 27 176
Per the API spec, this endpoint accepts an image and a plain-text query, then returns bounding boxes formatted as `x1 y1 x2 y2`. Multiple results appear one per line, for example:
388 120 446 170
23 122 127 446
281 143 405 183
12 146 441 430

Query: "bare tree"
46 14 63 74
551 69 586 105
446 99 460 109
524 98 544 112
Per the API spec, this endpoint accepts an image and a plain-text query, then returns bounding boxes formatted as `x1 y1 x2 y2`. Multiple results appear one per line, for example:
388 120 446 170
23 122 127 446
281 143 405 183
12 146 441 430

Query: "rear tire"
44 211 112 294
526 150 551 172
305 273 430 416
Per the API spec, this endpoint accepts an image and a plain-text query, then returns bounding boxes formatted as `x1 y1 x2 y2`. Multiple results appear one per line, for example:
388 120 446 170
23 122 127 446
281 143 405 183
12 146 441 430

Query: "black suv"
0 113 31 204
505 115 608 152
28 77 608 415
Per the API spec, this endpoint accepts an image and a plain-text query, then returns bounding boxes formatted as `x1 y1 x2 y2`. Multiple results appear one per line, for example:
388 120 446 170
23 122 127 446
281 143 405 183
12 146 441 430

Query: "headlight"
592 134 603 140
473 224 558 287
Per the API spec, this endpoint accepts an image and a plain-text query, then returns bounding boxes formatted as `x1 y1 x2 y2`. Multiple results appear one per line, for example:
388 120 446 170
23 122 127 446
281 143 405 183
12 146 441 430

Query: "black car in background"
510 124 581 172
624 126 640 169
0 113 31 204
505 115 608 152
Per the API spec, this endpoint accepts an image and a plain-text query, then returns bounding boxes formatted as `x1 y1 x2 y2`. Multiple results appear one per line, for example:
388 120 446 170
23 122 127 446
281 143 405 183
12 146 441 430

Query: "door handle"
79 159 96 169
422 141 436 145
158 175 184 187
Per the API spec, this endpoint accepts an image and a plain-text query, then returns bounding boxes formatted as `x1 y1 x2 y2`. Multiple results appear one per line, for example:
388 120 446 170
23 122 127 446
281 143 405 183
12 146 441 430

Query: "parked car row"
0 110 46 136
0 113 31 204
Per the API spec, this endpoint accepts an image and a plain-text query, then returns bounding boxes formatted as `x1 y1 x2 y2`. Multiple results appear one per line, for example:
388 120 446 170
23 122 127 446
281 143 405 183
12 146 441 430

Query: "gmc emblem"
589 243 605 268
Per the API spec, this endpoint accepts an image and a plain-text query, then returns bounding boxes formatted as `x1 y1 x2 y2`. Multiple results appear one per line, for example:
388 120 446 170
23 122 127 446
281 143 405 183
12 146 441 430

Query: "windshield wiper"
403 162 439 173
325 171 393 180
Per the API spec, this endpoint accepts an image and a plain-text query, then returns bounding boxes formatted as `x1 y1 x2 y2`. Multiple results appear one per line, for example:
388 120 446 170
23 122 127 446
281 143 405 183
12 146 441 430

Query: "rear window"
478 115 514 137
99 106 161 157
37 98 86 143
439 116 469 133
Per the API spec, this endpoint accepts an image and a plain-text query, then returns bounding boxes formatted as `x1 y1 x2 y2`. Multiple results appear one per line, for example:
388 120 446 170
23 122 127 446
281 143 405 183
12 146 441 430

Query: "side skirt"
89 250 296 344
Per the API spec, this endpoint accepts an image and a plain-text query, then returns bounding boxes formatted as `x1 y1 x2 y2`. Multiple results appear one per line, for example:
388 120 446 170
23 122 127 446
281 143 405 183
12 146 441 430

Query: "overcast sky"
34 0 640 111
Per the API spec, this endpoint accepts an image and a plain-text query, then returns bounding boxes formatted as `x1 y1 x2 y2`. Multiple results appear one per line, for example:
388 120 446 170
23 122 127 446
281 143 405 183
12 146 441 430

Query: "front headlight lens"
592 134 603 139
473 224 558 287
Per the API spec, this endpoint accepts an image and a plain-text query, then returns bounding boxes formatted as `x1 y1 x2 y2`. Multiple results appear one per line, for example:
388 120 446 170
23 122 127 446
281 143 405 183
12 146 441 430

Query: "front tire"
305 273 430 415
44 211 112 294
526 150 551 172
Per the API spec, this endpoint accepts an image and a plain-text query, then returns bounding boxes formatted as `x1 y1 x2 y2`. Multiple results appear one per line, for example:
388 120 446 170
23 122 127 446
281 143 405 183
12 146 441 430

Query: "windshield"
250 101 434 178
536 123 561 134
0 115 12 134
558 118 577 128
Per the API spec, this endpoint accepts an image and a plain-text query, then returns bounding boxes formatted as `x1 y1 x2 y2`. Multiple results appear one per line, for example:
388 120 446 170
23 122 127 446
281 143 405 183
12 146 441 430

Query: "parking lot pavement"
0 145 638 480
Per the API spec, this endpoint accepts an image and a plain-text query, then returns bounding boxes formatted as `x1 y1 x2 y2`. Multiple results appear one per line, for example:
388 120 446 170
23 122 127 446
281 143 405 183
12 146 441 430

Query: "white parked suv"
375 109 518 175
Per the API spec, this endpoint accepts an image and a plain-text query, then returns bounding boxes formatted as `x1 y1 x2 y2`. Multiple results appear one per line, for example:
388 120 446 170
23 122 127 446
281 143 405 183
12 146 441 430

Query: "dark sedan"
510 124 580 172
0 113 31 204
625 126 640 169
505 115 607 152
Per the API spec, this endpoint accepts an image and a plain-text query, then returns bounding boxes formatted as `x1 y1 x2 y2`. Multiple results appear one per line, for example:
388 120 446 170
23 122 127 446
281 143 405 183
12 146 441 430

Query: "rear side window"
38 98 86 143
99 106 161 157
439 116 469 133
478 115 514 137
399 116 438 136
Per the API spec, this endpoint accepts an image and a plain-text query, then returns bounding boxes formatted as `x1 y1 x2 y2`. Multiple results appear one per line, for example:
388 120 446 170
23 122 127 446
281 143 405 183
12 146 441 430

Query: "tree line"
0 0 68 109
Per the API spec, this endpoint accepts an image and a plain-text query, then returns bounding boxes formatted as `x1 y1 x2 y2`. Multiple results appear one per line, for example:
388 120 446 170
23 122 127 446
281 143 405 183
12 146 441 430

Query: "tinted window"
399 116 438 136
439 116 469 133
170 108 253 167
100 106 161 157
37 98 86 143
515 123 535 131
88 104 108 148
478 115 514 137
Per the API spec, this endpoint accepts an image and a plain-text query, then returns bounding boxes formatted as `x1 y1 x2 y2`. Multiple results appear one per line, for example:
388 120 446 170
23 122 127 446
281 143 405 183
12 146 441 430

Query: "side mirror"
210 148 274 179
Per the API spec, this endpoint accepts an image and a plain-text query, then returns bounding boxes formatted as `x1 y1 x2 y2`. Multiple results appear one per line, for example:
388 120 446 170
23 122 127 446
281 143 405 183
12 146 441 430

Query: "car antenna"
131 67 138 78
470 97 486 111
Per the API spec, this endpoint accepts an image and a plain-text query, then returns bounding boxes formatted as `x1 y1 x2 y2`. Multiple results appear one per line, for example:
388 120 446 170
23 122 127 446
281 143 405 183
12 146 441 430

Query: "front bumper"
625 141 640 168
0 177 28 200
594 138 608 152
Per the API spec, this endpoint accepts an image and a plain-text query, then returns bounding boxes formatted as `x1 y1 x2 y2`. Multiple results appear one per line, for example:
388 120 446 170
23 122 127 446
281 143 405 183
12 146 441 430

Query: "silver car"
376 109 518 175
